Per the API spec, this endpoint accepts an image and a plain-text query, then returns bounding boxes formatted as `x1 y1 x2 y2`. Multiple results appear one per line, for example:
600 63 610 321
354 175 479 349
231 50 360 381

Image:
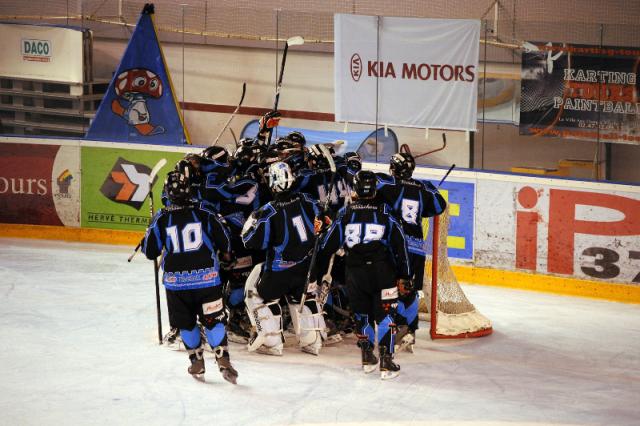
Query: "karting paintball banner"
334 14 480 131
81 147 182 231
85 6 190 145
520 42 640 145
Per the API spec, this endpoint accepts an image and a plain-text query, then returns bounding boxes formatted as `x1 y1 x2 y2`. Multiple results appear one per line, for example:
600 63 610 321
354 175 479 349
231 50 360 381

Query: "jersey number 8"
345 223 385 248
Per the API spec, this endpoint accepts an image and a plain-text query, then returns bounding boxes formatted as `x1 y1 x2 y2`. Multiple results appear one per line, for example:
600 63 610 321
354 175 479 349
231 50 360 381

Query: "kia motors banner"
81 147 182 231
520 42 640 145
0 142 80 226
334 14 480 131
0 23 86 83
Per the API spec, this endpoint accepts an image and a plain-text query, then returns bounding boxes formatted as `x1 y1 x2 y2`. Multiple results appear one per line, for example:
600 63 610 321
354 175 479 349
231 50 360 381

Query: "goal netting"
418 205 493 339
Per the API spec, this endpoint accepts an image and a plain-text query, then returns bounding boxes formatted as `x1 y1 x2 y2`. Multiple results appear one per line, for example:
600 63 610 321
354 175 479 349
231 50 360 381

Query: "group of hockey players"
142 110 446 382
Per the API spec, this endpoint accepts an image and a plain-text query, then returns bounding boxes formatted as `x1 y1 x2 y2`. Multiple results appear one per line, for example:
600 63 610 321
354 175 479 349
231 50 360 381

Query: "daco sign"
21 38 52 62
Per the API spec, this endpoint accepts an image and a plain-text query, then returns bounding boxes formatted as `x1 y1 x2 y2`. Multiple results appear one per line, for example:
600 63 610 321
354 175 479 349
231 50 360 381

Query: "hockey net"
418 205 493 339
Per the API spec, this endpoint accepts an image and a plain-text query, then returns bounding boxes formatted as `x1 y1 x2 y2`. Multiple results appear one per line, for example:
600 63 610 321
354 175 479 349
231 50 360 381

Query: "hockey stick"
415 132 447 159
127 158 168 262
212 82 246 147
437 163 456 188
129 158 167 344
267 36 304 146
299 144 337 312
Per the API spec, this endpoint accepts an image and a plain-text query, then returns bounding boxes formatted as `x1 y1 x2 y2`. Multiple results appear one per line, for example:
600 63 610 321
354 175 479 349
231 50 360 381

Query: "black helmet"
233 143 264 169
344 151 362 172
353 170 377 198
175 157 201 183
390 152 415 179
308 144 334 169
164 170 192 205
285 131 306 147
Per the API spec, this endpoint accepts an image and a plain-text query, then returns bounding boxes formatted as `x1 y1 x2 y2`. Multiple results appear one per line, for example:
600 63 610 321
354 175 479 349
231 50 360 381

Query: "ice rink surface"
0 238 639 426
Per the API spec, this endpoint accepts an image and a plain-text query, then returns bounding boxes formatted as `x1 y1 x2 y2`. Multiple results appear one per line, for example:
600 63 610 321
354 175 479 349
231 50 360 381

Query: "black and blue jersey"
376 173 446 256
142 201 232 291
241 192 320 272
321 201 410 278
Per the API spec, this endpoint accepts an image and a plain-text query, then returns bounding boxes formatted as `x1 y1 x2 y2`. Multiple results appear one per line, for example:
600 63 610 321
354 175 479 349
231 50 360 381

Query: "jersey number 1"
167 222 203 253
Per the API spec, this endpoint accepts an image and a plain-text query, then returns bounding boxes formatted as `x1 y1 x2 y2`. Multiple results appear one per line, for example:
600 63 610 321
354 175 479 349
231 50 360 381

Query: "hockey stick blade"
286 36 305 46
149 158 167 185
316 144 337 175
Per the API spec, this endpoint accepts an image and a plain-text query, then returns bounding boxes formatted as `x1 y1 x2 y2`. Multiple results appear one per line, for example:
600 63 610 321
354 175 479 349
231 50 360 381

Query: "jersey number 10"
166 222 203 253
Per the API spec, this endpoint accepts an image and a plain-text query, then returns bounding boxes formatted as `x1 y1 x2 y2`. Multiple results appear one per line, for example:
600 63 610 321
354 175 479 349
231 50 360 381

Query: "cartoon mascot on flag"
111 68 166 136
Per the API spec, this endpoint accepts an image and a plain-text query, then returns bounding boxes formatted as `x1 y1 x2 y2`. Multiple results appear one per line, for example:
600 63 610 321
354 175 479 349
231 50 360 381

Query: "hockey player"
296 144 348 211
376 152 446 351
241 161 327 356
142 170 239 384
321 170 411 379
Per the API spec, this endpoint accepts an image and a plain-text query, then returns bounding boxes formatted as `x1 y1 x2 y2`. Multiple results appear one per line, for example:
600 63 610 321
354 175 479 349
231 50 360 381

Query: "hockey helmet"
353 170 377 198
390 152 415 179
268 161 296 193
233 143 264 169
344 151 362 172
285 131 306 147
308 144 334 169
164 170 192 205
175 157 201 183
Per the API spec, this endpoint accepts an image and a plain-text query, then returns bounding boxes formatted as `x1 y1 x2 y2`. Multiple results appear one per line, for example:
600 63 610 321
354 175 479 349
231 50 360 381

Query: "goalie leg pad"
287 295 327 356
245 264 284 355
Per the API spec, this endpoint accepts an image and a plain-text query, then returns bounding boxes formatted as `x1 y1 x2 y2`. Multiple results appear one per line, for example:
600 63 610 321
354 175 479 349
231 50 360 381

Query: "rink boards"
1 136 639 302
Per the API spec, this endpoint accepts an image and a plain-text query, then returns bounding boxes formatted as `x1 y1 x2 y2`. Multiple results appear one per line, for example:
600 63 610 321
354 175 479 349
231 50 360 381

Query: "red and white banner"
334 14 480 131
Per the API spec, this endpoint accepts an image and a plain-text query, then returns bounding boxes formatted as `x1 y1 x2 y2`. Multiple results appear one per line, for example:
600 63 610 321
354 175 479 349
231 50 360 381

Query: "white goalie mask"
268 161 296 193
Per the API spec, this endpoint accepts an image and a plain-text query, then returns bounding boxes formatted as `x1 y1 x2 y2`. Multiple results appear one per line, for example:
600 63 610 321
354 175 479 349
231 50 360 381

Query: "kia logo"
350 53 362 82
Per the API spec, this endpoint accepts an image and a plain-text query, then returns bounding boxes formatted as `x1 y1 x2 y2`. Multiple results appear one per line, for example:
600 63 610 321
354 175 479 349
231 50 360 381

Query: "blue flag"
86 9 190 145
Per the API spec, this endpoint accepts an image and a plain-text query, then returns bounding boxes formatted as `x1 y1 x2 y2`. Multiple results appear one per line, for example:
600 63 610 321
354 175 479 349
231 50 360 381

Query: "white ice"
0 238 639 426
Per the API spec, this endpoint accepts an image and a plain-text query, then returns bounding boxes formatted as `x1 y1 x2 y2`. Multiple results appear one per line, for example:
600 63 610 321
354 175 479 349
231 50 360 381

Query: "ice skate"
323 319 343 345
396 330 415 353
214 347 238 385
379 346 400 380
358 340 378 374
163 327 183 351
187 348 205 381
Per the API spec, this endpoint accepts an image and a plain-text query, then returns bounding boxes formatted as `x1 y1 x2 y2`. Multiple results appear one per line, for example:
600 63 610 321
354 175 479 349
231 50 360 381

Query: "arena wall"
1 135 639 303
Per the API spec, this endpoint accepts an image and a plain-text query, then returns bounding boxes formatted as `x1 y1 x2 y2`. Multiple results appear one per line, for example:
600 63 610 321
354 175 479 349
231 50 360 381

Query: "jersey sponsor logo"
164 268 218 287
99 157 160 210
234 256 253 270
202 298 223 314
381 287 399 300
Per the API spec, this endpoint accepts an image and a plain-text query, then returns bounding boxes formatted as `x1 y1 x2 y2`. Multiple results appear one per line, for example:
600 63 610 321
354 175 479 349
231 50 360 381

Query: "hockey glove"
396 277 413 296
313 215 332 235
258 110 281 135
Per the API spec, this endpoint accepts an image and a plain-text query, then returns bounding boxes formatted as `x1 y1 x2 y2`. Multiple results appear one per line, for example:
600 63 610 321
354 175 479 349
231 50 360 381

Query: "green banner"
81 147 183 231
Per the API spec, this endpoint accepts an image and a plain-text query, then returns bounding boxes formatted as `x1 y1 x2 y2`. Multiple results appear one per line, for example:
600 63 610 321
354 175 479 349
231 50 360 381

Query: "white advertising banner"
335 14 480 131
0 23 85 83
